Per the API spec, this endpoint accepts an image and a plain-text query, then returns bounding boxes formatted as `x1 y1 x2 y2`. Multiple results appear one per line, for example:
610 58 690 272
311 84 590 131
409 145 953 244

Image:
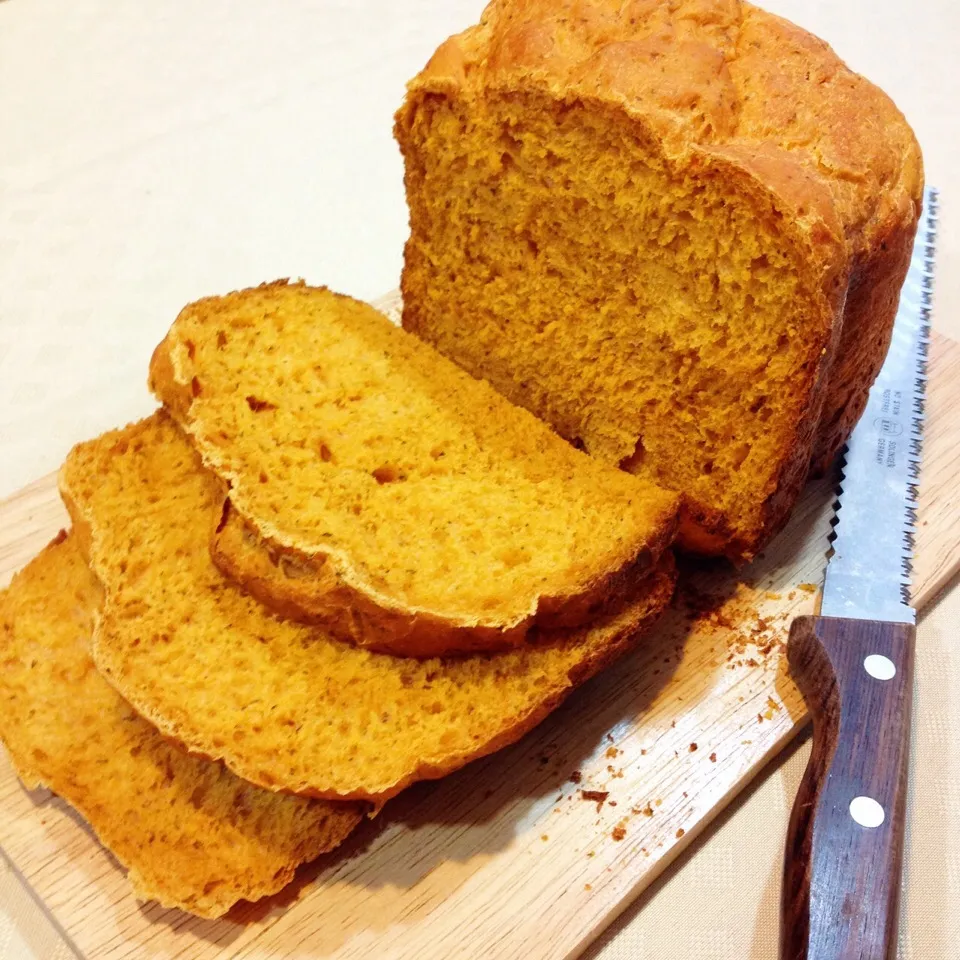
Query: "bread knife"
780 188 938 960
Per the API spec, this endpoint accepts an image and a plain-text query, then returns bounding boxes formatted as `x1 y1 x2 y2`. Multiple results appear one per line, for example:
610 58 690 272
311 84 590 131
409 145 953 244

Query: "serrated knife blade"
819 188 937 625
780 187 937 960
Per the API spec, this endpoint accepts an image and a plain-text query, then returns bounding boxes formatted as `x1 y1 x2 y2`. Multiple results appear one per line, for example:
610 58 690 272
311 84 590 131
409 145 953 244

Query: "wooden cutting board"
1 321 959 960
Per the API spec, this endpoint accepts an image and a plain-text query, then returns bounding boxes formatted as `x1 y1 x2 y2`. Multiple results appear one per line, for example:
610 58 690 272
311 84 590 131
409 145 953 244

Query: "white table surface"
1 2 958 958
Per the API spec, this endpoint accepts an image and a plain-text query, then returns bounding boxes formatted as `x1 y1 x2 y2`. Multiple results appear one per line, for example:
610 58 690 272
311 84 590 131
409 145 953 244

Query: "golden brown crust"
398 0 923 559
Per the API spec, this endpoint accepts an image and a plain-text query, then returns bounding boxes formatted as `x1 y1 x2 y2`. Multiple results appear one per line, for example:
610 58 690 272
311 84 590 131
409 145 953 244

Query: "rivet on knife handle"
781 616 914 960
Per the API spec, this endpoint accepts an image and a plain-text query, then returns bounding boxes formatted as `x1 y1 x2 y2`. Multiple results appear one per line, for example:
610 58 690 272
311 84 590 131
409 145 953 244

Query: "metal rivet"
850 796 885 829
864 654 896 681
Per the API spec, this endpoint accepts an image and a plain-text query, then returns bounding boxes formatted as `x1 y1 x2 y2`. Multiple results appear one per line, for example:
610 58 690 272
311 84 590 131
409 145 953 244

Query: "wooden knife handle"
781 616 915 960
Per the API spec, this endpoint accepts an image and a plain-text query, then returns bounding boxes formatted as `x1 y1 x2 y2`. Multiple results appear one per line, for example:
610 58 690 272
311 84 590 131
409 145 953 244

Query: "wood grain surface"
781 617 915 960
0 323 958 960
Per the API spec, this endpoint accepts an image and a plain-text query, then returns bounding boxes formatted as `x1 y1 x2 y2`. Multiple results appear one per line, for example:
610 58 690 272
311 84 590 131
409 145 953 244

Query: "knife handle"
781 616 915 960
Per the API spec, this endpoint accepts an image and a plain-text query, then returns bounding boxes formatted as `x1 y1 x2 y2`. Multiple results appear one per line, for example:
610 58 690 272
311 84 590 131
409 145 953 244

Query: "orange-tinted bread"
149 281 679 656
396 0 923 561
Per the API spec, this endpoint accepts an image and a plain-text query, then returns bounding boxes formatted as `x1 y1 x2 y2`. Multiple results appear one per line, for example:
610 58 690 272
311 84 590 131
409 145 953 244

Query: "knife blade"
780 187 938 960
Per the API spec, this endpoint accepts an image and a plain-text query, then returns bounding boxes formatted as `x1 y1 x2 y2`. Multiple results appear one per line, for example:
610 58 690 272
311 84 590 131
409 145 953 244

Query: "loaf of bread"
61 412 676 802
148 281 679 657
0 531 362 918
396 0 923 561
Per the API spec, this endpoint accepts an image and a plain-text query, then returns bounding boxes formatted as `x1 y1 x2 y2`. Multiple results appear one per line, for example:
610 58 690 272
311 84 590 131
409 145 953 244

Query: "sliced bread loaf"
148 281 679 657
60 412 676 802
395 0 923 561
0 531 362 919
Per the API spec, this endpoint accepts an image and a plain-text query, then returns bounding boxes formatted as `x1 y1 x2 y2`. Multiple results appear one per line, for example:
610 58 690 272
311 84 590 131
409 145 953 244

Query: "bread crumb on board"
581 790 609 812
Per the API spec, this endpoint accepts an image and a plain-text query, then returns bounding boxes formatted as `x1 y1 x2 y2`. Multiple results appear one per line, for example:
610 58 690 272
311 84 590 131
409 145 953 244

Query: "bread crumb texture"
60 412 676 801
0 532 362 918
396 0 923 561
149 282 679 656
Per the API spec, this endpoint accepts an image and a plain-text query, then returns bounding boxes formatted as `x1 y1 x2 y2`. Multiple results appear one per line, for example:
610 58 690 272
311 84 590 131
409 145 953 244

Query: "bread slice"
148 281 679 657
395 0 923 561
60 412 676 802
0 531 362 919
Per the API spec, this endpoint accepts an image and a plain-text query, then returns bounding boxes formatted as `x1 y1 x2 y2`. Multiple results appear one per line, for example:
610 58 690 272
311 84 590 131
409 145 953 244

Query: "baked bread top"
60 412 676 802
408 0 922 261
0 531 361 918
148 281 679 656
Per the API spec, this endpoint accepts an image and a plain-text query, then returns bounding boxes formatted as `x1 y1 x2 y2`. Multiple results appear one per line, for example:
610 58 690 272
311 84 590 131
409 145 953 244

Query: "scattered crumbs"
541 835 549 842
642 847 649 857
671 720 676 728
765 591 781 601
641 804 654 817
738 696 745 703
605 746 620 759
767 696 782 713
689 742 698 752
581 790 609 811
745 658 760 668
587 850 595 858
606 733 615 744
758 712 765 723
787 590 797 601
655 799 662 807
673 750 679 758
569 770 582 784
612 821 628 842
641 748 648 756
741 739 753 746
682 791 688 799
555 794 564 803
798 583 817 594
609 800 618 807
584 883 592 891
676 828 685 839
709 752 717 763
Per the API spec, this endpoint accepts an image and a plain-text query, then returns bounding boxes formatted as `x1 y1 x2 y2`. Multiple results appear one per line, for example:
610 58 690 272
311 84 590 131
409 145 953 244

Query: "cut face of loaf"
0 532 362 919
396 0 923 561
148 281 679 657
60 413 677 802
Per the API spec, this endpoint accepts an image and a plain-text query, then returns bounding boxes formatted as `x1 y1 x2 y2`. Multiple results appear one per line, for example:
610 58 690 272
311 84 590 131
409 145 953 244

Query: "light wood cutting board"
1 318 959 960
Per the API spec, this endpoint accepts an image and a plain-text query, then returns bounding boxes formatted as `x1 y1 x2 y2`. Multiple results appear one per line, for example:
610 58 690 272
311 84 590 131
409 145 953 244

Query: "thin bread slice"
0 531 363 919
60 412 677 802
148 281 680 657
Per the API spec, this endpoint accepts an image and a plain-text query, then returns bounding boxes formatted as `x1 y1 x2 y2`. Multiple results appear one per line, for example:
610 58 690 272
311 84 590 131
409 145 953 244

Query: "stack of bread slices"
0 0 921 921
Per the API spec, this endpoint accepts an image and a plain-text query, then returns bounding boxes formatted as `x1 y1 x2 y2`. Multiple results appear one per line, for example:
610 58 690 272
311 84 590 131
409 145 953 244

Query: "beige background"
0 1 957 957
